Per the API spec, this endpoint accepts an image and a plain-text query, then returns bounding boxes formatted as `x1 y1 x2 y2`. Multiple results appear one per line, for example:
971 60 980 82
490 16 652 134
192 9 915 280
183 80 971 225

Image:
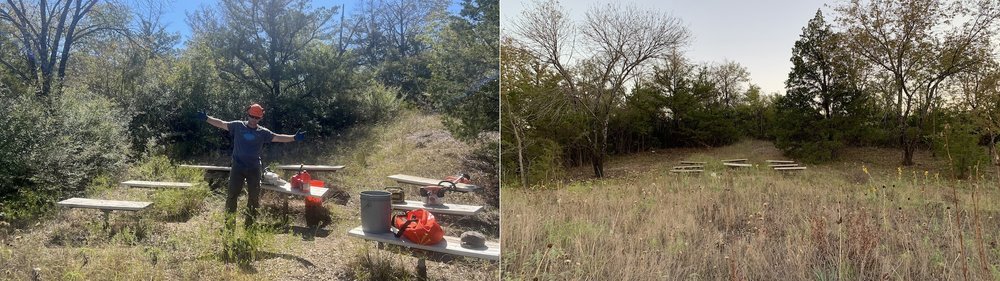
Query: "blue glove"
195 111 208 121
294 130 305 142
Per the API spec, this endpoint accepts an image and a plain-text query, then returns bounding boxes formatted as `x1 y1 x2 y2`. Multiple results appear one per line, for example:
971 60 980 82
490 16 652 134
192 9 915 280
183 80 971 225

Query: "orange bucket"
305 196 323 207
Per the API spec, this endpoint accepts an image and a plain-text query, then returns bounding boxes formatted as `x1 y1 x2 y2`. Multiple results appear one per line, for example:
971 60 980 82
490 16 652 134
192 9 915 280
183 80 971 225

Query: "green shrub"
0 89 131 225
355 79 403 123
128 155 210 221
933 121 988 179
220 220 273 266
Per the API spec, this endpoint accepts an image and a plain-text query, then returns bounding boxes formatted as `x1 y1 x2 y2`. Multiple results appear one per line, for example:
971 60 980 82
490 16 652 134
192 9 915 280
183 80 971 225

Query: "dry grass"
502 140 1000 280
0 109 498 280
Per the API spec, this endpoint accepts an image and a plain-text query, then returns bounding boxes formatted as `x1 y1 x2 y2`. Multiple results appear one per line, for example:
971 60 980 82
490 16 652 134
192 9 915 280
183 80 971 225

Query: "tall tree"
776 10 870 161
512 0 690 177
0 0 123 104
189 0 335 131
711 60 750 109
835 0 999 165
429 0 499 140
349 0 448 102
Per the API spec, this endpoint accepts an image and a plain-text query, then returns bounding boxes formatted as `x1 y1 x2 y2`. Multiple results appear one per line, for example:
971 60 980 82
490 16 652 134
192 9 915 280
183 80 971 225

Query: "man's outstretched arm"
197 111 230 131
273 130 305 143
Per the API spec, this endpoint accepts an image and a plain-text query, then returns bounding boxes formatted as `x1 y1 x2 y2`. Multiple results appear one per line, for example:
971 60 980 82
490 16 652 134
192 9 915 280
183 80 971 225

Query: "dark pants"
227 165 261 228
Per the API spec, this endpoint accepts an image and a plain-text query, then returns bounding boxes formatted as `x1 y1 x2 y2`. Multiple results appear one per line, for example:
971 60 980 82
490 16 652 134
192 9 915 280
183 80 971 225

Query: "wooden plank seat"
392 200 483 216
774 167 807 171
670 169 703 173
768 164 800 168
261 182 329 198
57 198 152 229
766 160 796 164
121 180 192 189
178 164 231 171
275 164 346 172
672 165 704 170
347 226 500 261
721 159 748 162
388 174 479 192
679 161 707 165
723 162 752 168
57 198 152 211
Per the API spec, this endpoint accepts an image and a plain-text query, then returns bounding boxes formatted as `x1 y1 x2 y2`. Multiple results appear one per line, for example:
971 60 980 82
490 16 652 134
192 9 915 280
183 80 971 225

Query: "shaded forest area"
0 0 498 226
501 0 1000 186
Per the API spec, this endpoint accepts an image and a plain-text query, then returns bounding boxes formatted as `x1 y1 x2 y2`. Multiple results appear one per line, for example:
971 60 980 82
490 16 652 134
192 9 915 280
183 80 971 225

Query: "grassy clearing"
0 109 498 280
502 140 1000 280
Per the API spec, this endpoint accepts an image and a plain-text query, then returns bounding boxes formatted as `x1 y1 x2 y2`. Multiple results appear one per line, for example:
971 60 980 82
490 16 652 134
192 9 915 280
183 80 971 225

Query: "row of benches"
57 164 499 273
669 159 809 174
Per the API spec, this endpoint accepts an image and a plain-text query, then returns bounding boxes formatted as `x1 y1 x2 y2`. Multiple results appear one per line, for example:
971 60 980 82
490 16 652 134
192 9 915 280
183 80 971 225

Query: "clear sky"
500 0 835 95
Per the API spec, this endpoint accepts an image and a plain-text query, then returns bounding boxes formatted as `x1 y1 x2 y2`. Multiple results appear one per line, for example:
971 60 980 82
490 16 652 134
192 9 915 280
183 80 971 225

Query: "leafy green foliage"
220 221 273 266
430 0 499 140
0 89 130 225
774 10 872 163
933 115 988 179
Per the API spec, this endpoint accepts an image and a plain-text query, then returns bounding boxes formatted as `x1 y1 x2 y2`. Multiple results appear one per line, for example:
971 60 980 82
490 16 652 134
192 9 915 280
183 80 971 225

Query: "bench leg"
283 195 290 227
416 257 427 281
101 210 111 231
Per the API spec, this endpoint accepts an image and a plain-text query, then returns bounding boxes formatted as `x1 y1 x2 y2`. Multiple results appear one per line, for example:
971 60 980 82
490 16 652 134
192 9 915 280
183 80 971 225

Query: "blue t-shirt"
227 121 275 168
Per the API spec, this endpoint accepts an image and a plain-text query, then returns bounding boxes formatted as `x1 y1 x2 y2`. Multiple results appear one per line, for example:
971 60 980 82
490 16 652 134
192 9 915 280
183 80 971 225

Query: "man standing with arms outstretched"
196 103 304 228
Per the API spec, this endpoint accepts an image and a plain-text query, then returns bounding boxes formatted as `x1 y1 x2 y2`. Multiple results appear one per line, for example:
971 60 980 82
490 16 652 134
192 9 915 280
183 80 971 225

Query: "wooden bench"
768 164 800 168
261 182 330 198
275 164 345 172
670 169 703 173
679 161 707 165
178 164 231 171
766 160 796 164
348 226 499 279
723 162 752 168
774 167 807 171
121 180 192 189
388 174 479 192
57 198 152 229
721 159 748 163
261 182 331 226
348 226 499 260
672 165 704 170
392 200 483 216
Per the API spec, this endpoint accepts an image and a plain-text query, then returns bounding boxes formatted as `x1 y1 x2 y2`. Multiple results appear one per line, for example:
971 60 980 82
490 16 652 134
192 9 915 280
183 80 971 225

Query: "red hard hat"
248 103 264 118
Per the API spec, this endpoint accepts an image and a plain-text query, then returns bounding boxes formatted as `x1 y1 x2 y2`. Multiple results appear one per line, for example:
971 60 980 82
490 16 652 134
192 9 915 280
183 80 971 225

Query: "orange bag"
393 209 444 245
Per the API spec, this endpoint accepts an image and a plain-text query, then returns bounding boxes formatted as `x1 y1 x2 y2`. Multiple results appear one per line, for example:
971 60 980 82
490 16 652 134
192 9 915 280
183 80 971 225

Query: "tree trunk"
990 133 998 166
902 138 916 166
513 125 528 187
592 153 604 178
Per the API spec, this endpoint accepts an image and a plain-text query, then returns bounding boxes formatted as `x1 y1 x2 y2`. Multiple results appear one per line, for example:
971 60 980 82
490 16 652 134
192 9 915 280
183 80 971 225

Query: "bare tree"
835 0 999 165
0 0 120 103
511 0 690 177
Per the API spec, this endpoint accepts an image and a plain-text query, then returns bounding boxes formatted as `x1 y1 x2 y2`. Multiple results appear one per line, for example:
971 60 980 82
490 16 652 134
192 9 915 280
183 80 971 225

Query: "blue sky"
500 0 835 95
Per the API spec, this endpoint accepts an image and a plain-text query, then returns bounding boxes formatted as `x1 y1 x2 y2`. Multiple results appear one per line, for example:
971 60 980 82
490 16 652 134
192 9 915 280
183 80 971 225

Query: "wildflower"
862 165 869 175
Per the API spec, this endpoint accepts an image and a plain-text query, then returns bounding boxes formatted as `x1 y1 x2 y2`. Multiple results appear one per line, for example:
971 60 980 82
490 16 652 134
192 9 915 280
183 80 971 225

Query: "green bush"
354 79 403 123
220 220 273 266
128 155 210 221
933 121 988 179
0 89 131 225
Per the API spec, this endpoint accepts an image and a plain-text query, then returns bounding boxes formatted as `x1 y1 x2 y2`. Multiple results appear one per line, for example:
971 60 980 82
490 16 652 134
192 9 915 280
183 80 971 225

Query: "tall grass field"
502 140 1000 280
